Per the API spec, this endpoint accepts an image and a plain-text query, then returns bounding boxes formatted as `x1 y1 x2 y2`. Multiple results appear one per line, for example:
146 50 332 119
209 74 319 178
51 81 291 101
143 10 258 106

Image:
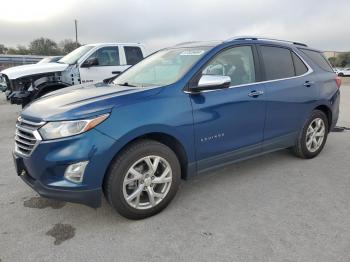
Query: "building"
323 51 346 59
0 55 45 70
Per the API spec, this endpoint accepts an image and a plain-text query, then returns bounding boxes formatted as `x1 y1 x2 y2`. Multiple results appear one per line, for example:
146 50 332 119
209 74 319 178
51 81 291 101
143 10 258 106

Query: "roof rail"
225 36 308 47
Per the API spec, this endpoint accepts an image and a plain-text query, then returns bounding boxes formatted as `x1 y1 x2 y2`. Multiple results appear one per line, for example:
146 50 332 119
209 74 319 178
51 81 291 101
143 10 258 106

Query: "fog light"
64 161 88 183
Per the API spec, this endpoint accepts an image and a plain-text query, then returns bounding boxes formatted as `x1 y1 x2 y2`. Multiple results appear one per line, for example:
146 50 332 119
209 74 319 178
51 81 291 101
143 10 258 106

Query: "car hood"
21 83 161 121
1 62 69 79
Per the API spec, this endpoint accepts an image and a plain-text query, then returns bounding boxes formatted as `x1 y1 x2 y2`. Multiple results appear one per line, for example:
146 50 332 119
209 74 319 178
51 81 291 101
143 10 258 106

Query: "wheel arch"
104 132 191 184
35 82 71 98
314 104 332 131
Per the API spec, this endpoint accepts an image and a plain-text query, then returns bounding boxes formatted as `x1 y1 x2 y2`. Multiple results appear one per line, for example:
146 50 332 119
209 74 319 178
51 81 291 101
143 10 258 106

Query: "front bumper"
13 128 117 208
19 166 101 208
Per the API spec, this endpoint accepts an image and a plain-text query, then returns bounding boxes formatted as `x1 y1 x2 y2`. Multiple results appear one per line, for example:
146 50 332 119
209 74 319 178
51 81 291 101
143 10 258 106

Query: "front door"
79 46 125 84
190 45 266 171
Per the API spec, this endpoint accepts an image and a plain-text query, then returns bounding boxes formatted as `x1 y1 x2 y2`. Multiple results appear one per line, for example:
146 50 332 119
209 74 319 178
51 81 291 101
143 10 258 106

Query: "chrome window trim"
184 49 313 94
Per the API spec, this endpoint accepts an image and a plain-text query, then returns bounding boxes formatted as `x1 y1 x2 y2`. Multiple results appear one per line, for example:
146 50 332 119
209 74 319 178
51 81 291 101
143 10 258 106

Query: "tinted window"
292 53 308 75
300 49 333 72
261 46 295 80
202 46 256 86
124 46 143 65
87 46 120 66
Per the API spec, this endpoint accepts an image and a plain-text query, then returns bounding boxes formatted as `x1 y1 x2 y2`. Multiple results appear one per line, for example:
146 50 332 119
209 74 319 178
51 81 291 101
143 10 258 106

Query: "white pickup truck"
0 43 146 106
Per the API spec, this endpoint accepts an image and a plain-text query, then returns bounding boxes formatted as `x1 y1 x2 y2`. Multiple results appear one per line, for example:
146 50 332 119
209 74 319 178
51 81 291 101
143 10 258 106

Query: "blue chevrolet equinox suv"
13 37 341 219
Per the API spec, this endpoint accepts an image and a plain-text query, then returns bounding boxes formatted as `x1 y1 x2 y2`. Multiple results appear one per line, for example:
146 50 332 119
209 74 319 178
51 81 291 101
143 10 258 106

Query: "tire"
104 139 181 219
338 73 344 77
292 110 329 159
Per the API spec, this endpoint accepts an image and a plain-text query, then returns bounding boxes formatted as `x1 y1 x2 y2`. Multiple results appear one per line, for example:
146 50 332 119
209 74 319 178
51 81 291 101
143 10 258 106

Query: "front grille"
15 117 45 156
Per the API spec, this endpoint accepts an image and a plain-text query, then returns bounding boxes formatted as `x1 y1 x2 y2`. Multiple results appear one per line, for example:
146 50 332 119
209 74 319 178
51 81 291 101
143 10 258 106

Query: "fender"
96 124 197 181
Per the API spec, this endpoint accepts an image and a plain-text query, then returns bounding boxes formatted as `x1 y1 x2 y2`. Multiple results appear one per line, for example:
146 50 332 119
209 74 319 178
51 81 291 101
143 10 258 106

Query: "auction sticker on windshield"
180 50 205 56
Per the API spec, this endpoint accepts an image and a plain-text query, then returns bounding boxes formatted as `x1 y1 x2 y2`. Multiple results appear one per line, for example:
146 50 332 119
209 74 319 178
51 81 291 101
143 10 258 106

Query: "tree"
29 37 61 56
335 52 350 68
6 45 30 55
59 39 80 54
0 44 8 54
328 57 337 67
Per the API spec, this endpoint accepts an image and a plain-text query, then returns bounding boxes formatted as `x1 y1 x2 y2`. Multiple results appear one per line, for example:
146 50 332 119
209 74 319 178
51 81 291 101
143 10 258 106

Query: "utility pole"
74 19 78 47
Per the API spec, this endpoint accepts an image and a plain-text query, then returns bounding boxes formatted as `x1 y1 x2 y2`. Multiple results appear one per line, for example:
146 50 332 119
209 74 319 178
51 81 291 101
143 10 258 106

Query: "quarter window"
292 52 308 76
124 46 144 65
300 49 333 72
87 46 120 66
260 46 295 80
202 46 256 86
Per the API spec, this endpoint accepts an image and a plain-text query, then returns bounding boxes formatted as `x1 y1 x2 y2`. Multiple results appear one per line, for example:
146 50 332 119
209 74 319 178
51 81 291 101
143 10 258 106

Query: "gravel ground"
0 79 349 262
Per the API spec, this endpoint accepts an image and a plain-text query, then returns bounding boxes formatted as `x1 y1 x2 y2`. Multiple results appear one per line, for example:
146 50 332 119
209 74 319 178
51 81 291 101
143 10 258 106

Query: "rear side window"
292 53 308 76
260 46 295 80
124 46 143 65
300 49 333 72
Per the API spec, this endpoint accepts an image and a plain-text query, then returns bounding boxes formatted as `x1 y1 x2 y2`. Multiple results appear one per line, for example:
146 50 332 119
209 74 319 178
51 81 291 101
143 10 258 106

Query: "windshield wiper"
117 82 137 87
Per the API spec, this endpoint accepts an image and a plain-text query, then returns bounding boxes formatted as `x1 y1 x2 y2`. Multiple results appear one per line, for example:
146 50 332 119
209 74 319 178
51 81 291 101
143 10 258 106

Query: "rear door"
257 45 317 149
79 46 124 83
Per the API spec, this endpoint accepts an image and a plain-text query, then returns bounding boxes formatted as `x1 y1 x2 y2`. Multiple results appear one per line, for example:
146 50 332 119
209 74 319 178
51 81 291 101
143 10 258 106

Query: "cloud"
0 0 349 52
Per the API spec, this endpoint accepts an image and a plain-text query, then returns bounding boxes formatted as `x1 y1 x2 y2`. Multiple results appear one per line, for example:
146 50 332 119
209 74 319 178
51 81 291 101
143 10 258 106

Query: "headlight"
39 114 109 140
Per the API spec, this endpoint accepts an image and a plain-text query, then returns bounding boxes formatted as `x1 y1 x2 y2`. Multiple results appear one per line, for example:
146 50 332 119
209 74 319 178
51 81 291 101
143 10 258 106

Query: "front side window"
87 46 120 66
260 46 295 80
124 46 143 65
113 47 210 87
202 46 256 86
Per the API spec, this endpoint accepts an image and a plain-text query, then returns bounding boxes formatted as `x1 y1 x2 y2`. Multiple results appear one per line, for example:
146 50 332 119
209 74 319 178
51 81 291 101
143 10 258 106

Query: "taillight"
335 76 342 88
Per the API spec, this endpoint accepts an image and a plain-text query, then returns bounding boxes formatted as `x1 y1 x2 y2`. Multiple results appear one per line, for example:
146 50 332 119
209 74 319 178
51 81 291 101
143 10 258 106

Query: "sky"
0 0 349 52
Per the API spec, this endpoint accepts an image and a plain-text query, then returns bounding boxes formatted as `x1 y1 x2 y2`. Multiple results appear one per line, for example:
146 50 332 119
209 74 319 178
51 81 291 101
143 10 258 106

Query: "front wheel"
104 139 181 219
292 110 329 159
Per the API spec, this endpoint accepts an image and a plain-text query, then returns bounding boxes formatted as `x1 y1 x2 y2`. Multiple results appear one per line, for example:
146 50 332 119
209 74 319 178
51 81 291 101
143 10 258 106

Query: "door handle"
304 81 315 87
112 71 121 75
248 90 264 98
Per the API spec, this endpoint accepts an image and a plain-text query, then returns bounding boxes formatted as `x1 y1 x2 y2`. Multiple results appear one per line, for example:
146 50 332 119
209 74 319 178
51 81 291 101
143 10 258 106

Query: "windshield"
37 58 50 64
59 45 94 65
113 47 210 87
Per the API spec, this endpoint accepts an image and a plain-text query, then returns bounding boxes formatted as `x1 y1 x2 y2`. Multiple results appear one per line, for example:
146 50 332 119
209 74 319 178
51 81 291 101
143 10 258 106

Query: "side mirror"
190 75 231 92
81 57 99 68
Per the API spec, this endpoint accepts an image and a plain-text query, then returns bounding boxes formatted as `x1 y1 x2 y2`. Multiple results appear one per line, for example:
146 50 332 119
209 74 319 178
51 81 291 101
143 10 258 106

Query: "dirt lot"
0 79 349 262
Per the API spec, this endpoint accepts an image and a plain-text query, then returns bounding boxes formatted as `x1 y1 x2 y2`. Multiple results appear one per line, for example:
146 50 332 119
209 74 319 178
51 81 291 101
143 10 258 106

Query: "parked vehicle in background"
333 68 340 74
0 43 146 107
338 68 350 77
37 56 63 64
13 37 340 219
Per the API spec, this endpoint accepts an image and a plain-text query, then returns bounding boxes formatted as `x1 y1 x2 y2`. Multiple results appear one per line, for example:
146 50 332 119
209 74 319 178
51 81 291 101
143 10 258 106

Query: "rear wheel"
292 110 329 159
104 139 181 219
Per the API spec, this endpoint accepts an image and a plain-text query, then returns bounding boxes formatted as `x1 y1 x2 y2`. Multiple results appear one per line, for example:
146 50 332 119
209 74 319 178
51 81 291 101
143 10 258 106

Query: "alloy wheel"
306 118 326 153
122 155 172 210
